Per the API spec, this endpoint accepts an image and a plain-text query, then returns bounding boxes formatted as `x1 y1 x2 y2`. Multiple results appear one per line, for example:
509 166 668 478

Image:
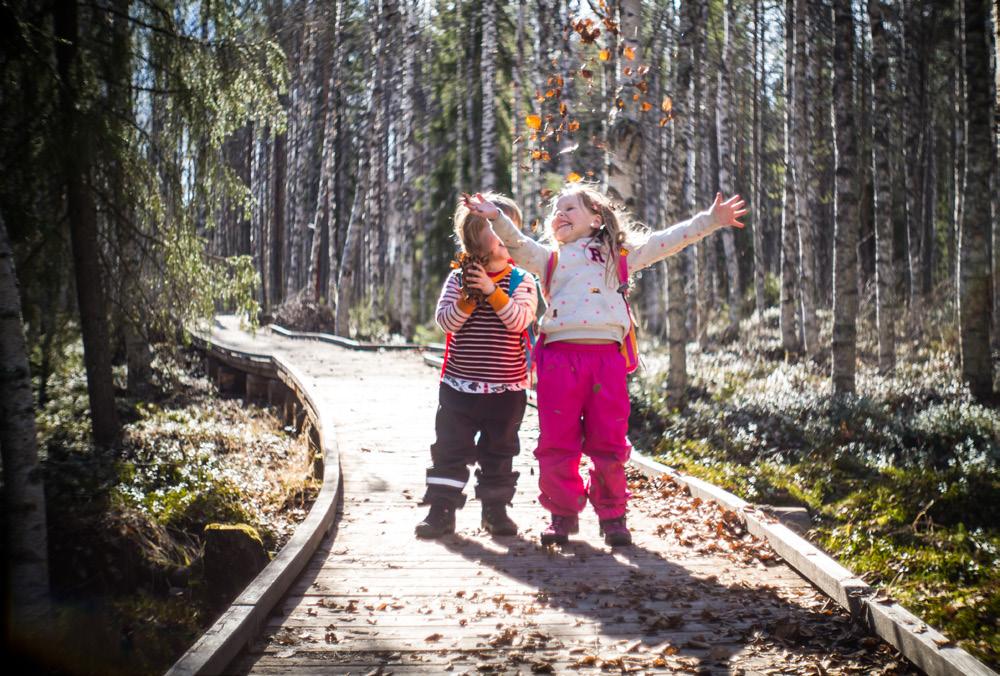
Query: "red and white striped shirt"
435 266 538 392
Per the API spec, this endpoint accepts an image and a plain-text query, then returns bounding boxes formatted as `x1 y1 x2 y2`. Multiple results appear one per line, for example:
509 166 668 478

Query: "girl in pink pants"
465 187 747 546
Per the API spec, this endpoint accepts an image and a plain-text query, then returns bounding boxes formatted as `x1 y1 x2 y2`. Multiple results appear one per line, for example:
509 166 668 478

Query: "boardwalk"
204 317 911 675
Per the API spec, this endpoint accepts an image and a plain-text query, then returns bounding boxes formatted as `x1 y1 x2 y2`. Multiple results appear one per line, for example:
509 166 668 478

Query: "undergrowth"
22 343 316 674
629 307 1000 668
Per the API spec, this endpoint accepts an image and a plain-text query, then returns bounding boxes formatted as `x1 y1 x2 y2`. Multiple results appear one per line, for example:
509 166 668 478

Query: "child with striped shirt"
416 194 538 538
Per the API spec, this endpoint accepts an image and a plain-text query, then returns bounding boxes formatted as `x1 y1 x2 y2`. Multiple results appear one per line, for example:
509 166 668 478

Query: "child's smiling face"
550 194 599 244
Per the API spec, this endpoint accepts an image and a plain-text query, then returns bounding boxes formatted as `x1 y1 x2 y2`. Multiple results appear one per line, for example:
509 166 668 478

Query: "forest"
1 0 998 672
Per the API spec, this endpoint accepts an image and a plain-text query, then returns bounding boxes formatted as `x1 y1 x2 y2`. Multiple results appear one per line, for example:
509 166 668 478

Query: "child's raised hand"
462 192 501 221
709 192 748 229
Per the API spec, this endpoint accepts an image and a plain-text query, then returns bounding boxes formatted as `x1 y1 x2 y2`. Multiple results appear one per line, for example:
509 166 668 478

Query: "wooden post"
217 366 245 397
245 373 269 403
267 379 288 408
206 356 219 381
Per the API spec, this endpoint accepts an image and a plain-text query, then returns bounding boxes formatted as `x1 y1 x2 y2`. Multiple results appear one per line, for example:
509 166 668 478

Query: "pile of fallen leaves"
630 471 779 566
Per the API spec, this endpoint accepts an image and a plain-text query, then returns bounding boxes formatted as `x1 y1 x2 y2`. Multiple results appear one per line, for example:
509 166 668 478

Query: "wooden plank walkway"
205 317 914 675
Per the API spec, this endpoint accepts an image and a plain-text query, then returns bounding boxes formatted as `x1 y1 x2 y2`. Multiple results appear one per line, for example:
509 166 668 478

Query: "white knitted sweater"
489 210 721 344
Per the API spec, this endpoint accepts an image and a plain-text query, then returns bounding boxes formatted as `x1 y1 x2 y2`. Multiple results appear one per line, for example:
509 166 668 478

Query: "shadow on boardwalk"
436 530 911 673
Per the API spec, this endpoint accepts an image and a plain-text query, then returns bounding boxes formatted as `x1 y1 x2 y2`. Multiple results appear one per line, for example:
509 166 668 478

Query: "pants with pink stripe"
533 341 631 520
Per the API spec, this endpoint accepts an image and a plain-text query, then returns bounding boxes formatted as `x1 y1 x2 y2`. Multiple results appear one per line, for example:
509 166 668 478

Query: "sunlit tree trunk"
605 0 643 211
665 0 699 407
716 0 741 339
831 0 860 394
780 0 801 354
751 0 766 318
793 0 818 355
480 0 497 189
868 0 897 374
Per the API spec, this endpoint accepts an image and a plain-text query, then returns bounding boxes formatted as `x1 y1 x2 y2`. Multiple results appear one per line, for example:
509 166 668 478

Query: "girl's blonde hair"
546 184 646 286
454 192 522 255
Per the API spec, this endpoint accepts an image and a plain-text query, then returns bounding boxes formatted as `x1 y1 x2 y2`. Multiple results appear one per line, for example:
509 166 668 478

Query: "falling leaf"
641 101 653 112
662 96 673 112
623 66 633 77
566 172 583 183
568 120 581 132
598 49 611 61
580 68 593 79
659 116 671 127
425 633 444 642
545 88 557 98
559 102 568 116
637 64 650 76
539 188 554 199
623 45 636 60
526 114 542 130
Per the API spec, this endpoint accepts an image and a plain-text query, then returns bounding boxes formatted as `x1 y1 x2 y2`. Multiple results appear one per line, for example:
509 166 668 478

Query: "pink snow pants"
534 341 631 520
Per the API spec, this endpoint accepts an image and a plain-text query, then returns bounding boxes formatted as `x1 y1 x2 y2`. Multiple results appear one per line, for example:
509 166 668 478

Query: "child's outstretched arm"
628 193 748 273
435 271 477 333
463 193 549 277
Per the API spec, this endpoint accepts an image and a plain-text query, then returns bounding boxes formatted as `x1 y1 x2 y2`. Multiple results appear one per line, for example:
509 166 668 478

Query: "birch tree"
780 0 801 354
0 212 51 646
793 0 818 355
868 0 897 374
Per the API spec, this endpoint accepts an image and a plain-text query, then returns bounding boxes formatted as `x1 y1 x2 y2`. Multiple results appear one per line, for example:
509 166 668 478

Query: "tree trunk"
716 0 741 339
54 0 121 449
480 0 497 189
605 0 643 211
868 0 897 374
511 0 526 203
751 0 767 319
952 0 967 314
780 0 801 354
664 0 699 407
0 213 51 646
793 0 818 355
831 0 860 395
958 0 994 400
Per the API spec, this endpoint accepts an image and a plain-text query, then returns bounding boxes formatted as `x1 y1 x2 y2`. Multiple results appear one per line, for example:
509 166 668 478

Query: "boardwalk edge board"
269 322 422 351
628 452 997 676
166 329 343 676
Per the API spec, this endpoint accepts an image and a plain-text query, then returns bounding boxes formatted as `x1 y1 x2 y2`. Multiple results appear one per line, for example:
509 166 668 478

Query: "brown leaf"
598 49 611 61
525 114 542 130
623 45 636 60
566 171 583 183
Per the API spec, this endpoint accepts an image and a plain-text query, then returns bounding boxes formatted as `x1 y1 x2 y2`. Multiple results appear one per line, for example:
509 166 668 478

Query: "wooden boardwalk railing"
169 316 996 676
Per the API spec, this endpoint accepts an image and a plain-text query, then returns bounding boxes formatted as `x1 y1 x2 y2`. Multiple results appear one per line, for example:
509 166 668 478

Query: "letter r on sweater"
588 247 606 263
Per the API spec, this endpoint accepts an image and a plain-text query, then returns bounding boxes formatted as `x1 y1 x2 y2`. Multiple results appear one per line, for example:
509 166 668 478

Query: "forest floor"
21 344 318 675
629 307 1000 669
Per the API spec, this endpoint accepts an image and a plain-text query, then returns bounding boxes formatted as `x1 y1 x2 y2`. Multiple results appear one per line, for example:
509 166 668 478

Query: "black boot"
481 502 518 536
415 503 456 539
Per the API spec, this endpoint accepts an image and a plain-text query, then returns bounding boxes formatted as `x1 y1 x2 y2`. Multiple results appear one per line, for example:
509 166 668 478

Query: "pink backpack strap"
617 250 629 292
